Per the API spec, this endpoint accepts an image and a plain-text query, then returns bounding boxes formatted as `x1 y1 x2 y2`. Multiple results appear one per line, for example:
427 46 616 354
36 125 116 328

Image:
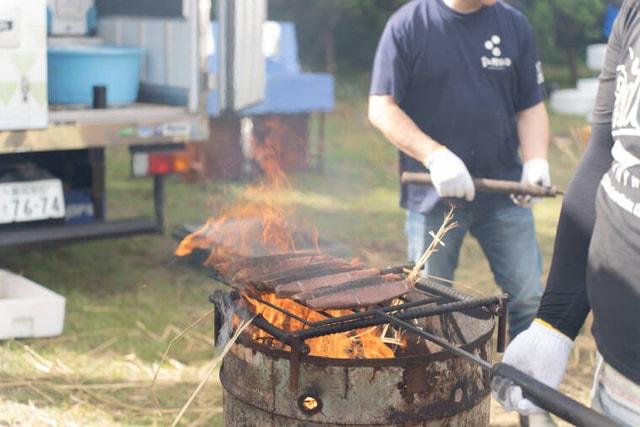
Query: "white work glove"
491 320 573 415
512 158 550 207
425 148 475 201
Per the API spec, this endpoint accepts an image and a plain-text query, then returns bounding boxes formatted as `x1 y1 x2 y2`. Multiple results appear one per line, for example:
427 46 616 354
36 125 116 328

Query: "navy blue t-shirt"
370 0 545 213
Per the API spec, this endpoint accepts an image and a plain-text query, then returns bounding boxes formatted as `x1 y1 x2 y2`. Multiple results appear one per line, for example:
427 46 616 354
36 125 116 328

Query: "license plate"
0 179 66 224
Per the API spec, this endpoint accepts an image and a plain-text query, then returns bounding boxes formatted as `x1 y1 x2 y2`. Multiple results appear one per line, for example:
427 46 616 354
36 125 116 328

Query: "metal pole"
316 112 326 173
153 174 165 233
375 311 493 370
374 313 619 427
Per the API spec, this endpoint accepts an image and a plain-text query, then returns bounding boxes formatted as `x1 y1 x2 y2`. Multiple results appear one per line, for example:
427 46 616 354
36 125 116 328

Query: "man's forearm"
368 95 443 164
517 102 549 161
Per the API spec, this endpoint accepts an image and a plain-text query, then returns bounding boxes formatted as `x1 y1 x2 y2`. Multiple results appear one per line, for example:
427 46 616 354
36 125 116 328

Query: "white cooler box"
0 270 65 339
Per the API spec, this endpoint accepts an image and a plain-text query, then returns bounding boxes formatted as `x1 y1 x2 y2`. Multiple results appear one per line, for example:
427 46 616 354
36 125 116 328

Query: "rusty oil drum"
220 311 494 426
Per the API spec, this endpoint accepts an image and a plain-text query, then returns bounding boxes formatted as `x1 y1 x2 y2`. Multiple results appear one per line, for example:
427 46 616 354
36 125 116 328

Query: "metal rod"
252 295 313 326
401 172 563 197
497 299 508 353
415 280 473 301
375 312 619 427
493 364 621 427
375 311 492 370
316 112 326 173
297 296 501 340
251 314 310 354
308 297 442 328
153 174 165 233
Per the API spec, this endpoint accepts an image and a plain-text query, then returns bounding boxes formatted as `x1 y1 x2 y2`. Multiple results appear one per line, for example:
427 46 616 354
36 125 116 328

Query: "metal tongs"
401 172 563 198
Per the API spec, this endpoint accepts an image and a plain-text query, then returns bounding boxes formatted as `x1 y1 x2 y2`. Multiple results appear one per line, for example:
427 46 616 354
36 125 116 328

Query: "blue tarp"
207 21 334 117
603 4 620 39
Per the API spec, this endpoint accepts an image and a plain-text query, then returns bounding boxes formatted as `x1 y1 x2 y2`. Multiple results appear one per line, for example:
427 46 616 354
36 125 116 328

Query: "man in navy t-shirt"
369 0 549 340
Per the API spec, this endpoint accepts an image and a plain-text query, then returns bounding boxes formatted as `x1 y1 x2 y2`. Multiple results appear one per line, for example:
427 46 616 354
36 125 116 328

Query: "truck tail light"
132 149 189 177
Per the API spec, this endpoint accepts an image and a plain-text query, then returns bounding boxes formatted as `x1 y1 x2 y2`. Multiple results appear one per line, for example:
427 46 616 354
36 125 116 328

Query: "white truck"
0 0 266 250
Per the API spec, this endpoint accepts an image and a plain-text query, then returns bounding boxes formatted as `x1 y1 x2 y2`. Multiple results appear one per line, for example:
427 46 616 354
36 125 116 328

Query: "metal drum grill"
199 249 617 427
203 248 509 426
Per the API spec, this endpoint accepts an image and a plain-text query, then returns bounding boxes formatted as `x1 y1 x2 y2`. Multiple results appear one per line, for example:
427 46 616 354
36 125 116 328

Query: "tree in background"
270 0 607 87
519 0 606 86
269 0 405 75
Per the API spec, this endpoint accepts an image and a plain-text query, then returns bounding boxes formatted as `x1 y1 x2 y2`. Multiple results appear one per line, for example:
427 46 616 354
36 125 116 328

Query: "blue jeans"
405 203 543 337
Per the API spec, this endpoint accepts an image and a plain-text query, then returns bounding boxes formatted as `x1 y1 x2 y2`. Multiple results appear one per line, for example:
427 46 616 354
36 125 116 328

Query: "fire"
176 119 395 359
176 188 397 359
244 293 394 359
175 194 303 261
252 115 309 183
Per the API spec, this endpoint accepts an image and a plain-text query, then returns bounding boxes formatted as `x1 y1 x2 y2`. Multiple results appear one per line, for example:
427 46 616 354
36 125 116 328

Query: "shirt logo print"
481 35 512 70
613 47 640 137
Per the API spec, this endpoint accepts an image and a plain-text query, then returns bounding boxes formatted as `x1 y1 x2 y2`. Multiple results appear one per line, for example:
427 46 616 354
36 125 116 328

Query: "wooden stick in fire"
401 172 563 197
408 208 458 283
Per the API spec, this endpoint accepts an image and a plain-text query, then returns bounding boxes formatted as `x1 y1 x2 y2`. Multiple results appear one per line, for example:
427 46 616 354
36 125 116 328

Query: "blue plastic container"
47 45 144 105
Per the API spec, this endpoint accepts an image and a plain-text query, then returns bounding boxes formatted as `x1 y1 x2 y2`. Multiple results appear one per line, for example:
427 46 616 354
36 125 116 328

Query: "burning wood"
295 273 402 301
252 264 366 290
274 268 380 297
300 276 410 310
304 279 411 310
228 254 334 282
241 257 344 283
214 251 320 277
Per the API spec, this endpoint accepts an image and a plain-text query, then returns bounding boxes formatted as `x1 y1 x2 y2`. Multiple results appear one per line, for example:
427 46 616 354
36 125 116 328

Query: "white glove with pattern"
491 320 574 415
425 148 475 201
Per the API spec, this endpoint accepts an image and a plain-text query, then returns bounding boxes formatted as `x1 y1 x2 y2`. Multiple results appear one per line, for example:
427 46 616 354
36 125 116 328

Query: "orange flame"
175 196 302 261
177 119 395 359
244 293 394 359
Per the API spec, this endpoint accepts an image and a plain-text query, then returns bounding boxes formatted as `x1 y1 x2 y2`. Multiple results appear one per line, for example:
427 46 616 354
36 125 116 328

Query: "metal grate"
210 277 508 356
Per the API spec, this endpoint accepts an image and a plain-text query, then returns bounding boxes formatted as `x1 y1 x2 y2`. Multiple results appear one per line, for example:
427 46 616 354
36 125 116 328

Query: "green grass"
0 93 591 426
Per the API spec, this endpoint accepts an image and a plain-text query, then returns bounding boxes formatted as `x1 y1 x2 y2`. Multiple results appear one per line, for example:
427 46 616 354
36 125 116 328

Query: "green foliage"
269 0 405 73
269 0 608 84
514 0 607 84
529 1 604 51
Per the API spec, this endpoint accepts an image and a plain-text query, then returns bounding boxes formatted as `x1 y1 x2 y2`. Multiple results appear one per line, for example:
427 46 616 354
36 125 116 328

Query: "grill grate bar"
246 261 351 284
296 295 502 341
259 265 365 288
250 294 320 326
307 296 442 328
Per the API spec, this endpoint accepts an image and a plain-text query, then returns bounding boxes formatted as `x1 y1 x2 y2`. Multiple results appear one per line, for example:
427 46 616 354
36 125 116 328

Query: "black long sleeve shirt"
538 0 640 384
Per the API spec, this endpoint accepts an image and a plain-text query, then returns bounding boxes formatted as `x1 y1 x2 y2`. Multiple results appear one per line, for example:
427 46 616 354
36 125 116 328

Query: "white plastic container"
0 270 65 339
587 44 608 72
550 88 597 117
47 0 96 36
577 78 600 94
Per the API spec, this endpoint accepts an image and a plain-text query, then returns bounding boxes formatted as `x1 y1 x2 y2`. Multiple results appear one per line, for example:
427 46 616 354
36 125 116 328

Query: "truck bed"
49 103 189 125
0 103 207 154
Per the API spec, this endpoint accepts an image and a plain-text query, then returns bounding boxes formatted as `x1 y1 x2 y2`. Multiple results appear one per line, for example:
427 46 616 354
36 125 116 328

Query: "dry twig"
171 316 256 427
150 309 215 408
408 207 458 283
86 337 118 358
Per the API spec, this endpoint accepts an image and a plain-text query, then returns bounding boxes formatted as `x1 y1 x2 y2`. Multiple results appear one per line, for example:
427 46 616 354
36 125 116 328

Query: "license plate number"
0 179 66 224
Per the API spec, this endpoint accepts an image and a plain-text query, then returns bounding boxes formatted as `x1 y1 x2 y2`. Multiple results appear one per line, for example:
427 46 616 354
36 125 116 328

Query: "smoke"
211 290 252 349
